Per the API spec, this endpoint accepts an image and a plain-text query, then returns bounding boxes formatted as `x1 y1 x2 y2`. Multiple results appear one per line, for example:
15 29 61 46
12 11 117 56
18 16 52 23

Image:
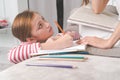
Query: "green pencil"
40 55 88 61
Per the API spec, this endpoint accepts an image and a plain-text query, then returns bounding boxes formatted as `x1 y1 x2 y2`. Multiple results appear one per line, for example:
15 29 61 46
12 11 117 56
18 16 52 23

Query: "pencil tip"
73 66 78 69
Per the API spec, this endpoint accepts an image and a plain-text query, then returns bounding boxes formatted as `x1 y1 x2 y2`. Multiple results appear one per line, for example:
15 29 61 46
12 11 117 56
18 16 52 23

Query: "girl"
8 10 75 64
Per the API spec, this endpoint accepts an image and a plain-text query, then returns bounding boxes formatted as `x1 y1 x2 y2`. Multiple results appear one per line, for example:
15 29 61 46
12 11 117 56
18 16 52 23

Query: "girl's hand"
52 33 63 40
41 34 73 50
45 37 54 43
65 31 81 40
55 33 73 49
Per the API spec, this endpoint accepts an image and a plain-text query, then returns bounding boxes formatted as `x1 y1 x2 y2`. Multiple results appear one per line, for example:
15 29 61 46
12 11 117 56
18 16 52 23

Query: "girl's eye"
38 23 42 29
42 16 46 21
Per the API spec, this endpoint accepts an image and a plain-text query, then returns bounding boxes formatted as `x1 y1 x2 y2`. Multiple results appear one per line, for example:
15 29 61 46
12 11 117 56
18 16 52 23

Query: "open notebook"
30 41 88 57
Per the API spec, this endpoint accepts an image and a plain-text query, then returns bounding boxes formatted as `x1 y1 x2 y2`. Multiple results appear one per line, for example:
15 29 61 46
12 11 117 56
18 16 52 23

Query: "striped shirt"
8 42 41 64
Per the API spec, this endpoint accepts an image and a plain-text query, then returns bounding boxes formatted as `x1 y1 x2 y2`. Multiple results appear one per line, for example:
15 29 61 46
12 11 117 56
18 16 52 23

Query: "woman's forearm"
92 0 109 14
107 23 120 47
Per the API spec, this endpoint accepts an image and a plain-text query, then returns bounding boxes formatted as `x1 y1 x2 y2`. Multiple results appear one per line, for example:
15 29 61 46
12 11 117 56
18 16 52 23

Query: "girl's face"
31 13 54 42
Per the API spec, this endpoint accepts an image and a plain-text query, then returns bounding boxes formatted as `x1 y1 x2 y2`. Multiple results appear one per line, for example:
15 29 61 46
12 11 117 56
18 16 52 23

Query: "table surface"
0 54 120 80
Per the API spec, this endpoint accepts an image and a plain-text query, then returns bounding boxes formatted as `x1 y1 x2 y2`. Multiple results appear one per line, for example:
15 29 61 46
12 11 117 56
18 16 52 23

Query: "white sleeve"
116 0 120 20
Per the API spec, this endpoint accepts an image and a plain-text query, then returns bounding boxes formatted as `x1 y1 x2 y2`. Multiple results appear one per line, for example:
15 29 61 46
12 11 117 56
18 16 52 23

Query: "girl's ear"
26 37 37 43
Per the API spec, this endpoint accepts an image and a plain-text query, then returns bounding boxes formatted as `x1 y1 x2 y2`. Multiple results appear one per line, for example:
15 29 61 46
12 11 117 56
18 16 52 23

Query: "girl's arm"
41 33 73 50
91 0 109 14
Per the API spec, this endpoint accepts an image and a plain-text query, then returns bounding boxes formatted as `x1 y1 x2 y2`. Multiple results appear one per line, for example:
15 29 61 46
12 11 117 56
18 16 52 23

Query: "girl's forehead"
32 13 44 25
34 13 43 20
34 13 42 18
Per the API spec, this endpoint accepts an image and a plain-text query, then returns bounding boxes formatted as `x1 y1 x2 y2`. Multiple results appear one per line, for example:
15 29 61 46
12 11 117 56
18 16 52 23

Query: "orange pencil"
54 21 65 34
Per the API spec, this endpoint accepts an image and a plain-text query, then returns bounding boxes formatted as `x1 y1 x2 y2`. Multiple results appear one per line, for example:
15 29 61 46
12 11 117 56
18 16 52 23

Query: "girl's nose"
45 22 50 28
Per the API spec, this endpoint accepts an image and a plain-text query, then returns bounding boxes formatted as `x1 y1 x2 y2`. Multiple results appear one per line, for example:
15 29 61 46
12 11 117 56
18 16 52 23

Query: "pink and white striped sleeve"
8 42 41 64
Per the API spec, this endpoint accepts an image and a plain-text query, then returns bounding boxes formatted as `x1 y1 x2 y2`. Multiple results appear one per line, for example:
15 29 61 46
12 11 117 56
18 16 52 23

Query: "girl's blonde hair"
12 10 39 42
82 0 89 5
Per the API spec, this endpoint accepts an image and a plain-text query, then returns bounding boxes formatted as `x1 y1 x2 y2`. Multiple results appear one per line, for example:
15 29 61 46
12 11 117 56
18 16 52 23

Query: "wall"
4 0 28 25
0 0 5 18
0 0 28 47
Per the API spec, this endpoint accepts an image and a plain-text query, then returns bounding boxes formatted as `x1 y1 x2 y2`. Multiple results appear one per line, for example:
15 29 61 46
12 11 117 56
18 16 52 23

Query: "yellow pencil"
54 21 65 34
38 58 88 62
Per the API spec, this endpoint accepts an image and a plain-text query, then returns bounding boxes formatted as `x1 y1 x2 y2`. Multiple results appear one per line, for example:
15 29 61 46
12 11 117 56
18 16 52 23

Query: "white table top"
0 54 120 80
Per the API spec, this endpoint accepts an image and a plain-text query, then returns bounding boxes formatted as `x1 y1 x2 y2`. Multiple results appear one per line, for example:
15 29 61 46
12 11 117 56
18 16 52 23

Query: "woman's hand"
92 0 109 14
77 36 112 49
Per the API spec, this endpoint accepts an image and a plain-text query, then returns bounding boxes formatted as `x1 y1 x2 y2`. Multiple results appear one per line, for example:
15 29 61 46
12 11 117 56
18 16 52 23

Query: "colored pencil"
54 20 65 34
38 58 88 62
26 63 77 69
40 55 86 59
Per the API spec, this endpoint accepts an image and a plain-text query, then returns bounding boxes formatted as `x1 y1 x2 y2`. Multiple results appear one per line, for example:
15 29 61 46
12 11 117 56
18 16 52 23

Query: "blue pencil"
26 64 77 69
39 55 87 59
